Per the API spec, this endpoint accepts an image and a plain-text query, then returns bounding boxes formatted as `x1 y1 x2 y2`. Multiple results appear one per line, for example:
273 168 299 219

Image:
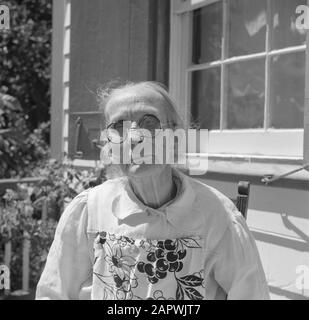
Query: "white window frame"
169 0 305 160
51 0 71 160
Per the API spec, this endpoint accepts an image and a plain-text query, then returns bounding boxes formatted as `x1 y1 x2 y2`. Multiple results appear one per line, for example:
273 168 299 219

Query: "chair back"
234 181 250 219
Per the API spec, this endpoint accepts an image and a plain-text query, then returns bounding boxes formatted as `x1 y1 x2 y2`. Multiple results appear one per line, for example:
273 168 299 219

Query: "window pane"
229 0 267 57
271 0 306 50
227 59 265 129
191 68 221 130
269 52 305 129
192 2 222 64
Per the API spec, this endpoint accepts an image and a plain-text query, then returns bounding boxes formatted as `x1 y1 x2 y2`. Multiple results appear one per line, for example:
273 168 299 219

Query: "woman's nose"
129 121 144 143
129 130 143 144
130 121 138 130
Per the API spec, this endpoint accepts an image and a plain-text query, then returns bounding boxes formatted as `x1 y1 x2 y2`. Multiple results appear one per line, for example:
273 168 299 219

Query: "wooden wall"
67 0 170 160
203 176 309 300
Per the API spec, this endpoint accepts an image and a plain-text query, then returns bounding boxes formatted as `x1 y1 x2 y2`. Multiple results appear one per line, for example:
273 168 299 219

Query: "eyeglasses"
105 114 170 144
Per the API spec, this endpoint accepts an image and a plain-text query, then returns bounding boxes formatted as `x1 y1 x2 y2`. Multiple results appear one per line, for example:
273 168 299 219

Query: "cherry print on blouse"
93 232 205 300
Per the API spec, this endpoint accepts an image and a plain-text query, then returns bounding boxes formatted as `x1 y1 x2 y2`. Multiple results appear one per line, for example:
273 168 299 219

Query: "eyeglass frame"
104 114 177 144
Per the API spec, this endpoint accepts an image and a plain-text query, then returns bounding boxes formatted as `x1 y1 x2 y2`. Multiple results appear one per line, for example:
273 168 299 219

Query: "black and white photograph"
0 0 309 304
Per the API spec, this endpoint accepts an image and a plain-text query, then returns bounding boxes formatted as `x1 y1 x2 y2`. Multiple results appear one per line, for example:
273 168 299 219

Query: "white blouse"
36 169 270 300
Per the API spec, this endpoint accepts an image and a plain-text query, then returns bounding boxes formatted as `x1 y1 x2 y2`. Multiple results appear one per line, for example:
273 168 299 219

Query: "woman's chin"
126 163 165 177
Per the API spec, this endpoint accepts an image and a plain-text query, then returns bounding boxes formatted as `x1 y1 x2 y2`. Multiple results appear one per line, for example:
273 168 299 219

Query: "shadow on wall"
249 184 309 219
268 286 309 300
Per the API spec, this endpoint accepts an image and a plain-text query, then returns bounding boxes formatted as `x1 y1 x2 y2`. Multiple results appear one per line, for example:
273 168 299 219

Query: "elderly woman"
36 81 269 300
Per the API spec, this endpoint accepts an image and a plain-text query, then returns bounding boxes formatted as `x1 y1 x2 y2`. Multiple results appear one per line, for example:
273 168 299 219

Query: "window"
170 0 306 158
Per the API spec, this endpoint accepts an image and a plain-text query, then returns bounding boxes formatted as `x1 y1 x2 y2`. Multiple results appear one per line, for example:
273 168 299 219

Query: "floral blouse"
36 169 270 300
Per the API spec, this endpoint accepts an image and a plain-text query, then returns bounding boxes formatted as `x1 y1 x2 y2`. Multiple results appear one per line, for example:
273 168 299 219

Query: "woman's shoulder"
89 176 127 193
86 177 127 205
182 173 234 209
61 188 90 214
183 174 243 237
54 189 91 236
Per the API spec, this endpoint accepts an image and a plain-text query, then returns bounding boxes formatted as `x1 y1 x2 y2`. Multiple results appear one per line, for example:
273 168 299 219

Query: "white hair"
97 81 187 178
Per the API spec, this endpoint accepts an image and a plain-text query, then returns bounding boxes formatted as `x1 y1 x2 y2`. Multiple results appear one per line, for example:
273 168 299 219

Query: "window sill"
71 153 309 189
207 130 303 158
189 153 309 189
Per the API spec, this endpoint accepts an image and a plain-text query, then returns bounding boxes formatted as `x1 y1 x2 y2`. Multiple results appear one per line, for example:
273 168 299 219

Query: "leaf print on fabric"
178 275 203 287
176 283 184 300
174 270 205 300
184 287 204 300
180 237 202 249
194 270 206 288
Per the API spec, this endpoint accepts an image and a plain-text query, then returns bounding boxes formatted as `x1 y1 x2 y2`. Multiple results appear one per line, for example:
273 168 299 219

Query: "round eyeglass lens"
107 121 126 143
139 115 161 137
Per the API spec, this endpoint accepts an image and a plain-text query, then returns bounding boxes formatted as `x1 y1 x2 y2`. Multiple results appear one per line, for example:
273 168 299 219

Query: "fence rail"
1 177 47 298
3 235 31 295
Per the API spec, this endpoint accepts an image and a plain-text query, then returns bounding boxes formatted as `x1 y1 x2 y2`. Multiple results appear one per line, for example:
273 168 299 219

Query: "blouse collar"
111 168 197 230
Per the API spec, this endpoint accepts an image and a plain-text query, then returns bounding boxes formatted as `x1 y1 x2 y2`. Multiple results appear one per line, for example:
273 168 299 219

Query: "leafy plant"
0 93 49 178
0 187 57 291
0 160 106 292
0 0 52 131
29 158 105 220
0 0 52 179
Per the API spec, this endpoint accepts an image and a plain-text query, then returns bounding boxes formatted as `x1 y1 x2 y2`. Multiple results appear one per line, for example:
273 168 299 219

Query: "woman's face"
104 85 170 177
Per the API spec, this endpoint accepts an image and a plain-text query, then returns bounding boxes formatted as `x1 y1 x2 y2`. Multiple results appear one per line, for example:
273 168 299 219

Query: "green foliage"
0 0 52 131
29 159 105 220
0 93 50 178
0 160 106 292
0 0 52 178
0 194 57 291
